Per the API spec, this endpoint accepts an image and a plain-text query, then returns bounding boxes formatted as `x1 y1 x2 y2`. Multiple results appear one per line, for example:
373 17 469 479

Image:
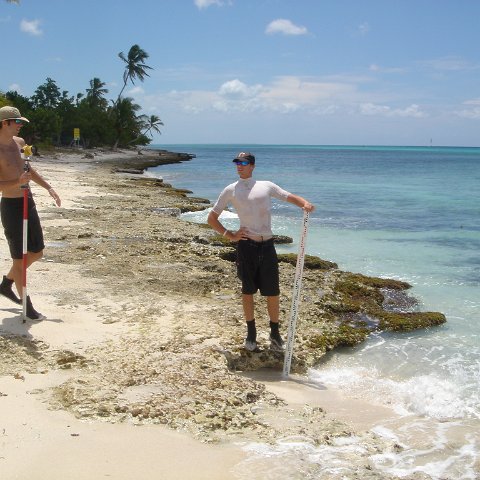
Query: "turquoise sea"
148 144 480 479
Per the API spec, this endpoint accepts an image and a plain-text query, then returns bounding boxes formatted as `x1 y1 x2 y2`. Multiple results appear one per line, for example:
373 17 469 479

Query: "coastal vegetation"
0 44 162 149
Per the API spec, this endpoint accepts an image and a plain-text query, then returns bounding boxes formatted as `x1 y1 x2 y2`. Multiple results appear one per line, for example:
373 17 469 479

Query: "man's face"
233 159 255 179
2 119 25 135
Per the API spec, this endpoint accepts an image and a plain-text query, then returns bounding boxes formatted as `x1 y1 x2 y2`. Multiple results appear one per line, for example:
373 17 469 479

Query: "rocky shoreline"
1 148 447 478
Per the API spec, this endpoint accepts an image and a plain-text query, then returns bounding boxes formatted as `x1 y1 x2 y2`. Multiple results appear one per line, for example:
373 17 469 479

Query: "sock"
0 275 21 304
2 275 13 286
246 319 256 341
270 321 280 338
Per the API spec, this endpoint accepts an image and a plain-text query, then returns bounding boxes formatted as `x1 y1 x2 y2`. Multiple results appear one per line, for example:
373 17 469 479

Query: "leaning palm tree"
117 44 152 102
139 114 164 138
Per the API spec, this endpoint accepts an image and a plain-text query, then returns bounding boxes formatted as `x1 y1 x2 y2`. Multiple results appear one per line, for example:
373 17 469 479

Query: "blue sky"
1 0 480 146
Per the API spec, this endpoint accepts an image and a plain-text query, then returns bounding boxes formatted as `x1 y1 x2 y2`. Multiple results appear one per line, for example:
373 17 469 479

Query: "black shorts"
236 238 280 296
1 195 45 260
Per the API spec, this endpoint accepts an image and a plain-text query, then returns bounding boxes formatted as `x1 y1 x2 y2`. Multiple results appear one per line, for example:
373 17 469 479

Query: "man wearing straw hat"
0 106 61 320
208 151 315 352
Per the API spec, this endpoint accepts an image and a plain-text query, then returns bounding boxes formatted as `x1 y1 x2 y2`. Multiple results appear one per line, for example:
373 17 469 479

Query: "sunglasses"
233 160 251 166
14 119 24 124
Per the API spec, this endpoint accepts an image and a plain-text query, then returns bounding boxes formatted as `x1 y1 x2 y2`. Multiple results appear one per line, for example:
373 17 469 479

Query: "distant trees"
0 44 162 149
31 77 61 109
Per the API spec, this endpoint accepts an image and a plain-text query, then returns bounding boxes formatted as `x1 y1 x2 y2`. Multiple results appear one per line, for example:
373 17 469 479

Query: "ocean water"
147 144 480 479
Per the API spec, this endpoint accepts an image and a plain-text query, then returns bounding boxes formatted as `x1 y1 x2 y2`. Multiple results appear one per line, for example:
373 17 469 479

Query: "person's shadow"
0 307 63 340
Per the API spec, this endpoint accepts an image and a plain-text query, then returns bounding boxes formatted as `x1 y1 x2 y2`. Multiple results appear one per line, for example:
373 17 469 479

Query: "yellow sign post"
73 128 80 148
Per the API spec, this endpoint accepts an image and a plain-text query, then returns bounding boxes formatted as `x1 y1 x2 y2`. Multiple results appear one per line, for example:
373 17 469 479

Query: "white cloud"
360 103 390 116
360 103 427 118
213 76 353 114
20 18 42 36
463 98 480 106
369 64 407 74
194 0 225 9
260 76 355 108
145 76 358 116
395 104 427 118
312 105 340 115
456 108 480 119
455 100 480 119
128 86 145 95
139 74 432 123
265 19 308 36
421 56 475 72
358 22 370 35
218 79 263 98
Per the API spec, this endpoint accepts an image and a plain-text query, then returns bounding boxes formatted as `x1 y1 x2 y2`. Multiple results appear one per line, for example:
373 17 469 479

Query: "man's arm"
29 167 61 207
286 193 315 212
207 210 248 242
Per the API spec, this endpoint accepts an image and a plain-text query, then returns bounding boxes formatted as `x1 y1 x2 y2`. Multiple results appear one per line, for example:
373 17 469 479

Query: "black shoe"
269 333 285 352
26 296 45 321
0 276 21 304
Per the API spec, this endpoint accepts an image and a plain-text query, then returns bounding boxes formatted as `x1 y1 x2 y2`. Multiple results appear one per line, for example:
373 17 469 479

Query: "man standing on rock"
208 151 315 352
0 106 61 320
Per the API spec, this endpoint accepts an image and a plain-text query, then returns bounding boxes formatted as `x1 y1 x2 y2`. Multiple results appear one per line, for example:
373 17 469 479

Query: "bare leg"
242 293 255 321
9 250 43 297
266 295 280 323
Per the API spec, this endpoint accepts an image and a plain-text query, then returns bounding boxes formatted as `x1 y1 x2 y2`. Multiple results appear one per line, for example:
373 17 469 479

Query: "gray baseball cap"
0 106 29 123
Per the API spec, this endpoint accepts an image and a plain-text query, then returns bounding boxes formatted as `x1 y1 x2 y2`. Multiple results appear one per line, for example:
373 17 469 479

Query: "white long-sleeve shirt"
212 178 290 237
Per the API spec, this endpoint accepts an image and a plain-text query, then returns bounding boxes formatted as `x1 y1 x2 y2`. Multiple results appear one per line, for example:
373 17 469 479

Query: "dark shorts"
1 195 45 260
236 238 280 296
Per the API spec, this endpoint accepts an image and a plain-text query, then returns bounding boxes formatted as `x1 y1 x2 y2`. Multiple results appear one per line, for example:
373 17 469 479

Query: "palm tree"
139 114 163 138
111 97 142 149
86 77 108 108
117 44 152 101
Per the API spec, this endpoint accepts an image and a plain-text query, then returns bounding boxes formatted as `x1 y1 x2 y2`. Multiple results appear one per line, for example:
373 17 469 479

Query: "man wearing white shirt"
208 151 315 352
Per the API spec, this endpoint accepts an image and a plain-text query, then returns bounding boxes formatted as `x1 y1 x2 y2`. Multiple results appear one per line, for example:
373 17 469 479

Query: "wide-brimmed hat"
0 106 29 123
232 152 255 164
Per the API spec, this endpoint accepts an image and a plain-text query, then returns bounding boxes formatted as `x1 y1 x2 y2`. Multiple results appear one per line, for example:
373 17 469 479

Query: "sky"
1 0 480 146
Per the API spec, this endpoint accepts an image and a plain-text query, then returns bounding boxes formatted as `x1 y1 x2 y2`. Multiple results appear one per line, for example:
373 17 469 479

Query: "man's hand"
48 188 61 207
303 201 315 213
228 226 250 241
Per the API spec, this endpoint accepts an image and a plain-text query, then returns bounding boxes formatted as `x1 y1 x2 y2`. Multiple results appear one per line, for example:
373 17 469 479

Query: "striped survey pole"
283 210 310 377
21 145 32 323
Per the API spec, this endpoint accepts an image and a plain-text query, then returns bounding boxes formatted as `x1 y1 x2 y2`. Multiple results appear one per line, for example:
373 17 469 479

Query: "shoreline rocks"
2 148 447 457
